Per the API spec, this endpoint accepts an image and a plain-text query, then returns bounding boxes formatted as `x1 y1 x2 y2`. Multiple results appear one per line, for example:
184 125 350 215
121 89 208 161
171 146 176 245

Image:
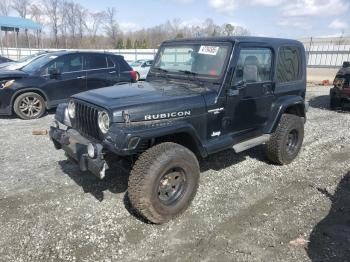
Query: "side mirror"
49 68 61 79
227 80 246 96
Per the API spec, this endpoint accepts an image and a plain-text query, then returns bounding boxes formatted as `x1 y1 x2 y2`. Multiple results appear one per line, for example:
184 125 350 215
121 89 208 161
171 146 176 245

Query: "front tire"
128 142 200 224
265 114 304 165
13 92 46 120
135 72 140 81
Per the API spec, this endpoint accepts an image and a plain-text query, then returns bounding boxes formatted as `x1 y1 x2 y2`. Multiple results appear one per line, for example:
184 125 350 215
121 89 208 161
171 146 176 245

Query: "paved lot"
0 85 349 262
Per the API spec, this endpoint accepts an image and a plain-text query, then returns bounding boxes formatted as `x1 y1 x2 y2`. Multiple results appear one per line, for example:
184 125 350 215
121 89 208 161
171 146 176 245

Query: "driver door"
224 45 275 137
40 54 86 105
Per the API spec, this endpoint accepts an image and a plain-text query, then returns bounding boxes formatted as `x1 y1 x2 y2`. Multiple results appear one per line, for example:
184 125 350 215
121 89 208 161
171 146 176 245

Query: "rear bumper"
331 87 350 100
50 126 109 179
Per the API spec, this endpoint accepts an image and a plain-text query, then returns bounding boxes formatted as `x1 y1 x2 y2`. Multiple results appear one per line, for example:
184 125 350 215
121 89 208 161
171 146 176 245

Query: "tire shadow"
58 158 131 201
58 144 269 222
309 95 350 112
307 171 350 261
0 108 56 120
200 145 268 172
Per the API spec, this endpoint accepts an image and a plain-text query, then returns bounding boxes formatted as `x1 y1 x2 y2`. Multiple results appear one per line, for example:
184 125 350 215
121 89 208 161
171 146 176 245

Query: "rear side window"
85 54 107 70
107 56 115 68
276 47 301 83
115 57 132 71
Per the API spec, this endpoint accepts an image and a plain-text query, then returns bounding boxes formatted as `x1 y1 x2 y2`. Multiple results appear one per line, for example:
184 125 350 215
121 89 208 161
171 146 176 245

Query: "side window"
276 47 301 83
85 54 107 70
42 54 83 75
107 56 116 68
145 60 153 66
232 48 272 85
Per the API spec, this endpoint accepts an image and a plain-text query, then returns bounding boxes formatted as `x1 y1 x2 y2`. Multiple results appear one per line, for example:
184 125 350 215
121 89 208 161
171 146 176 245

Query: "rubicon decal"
145 111 191 120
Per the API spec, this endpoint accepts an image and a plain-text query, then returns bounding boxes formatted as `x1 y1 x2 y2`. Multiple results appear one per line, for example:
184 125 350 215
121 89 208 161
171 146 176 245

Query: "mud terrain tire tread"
266 113 304 165
128 142 199 224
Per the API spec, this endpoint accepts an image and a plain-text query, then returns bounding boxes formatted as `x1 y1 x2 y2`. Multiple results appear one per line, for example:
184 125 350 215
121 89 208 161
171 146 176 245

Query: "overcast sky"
81 0 349 38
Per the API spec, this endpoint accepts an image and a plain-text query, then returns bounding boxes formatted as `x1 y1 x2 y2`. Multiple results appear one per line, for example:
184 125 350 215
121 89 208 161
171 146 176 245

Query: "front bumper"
50 126 109 179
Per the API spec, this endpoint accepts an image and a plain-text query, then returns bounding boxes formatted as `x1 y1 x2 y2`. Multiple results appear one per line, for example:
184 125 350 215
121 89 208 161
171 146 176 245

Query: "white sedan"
129 60 153 81
0 52 49 71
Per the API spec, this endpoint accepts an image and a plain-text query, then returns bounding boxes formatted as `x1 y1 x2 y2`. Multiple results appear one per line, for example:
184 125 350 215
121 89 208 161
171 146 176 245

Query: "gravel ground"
0 85 349 262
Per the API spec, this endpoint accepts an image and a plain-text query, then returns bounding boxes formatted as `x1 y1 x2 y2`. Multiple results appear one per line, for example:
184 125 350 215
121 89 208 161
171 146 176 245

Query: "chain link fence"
300 37 350 68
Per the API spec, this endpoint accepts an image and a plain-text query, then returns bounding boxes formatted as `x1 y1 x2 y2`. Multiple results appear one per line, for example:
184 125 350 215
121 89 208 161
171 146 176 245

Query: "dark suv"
0 51 136 119
50 37 307 223
330 61 350 110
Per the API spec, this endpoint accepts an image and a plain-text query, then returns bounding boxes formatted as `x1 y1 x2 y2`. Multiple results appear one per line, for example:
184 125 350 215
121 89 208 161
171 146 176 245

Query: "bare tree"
44 0 61 48
87 11 105 37
29 3 43 23
0 0 12 16
74 3 87 41
12 0 30 18
104 7 119 47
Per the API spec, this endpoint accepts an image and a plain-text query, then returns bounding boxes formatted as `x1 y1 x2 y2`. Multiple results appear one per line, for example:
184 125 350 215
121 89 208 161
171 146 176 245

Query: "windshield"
153 43 232 79
17 53 43 63
21 54 58 73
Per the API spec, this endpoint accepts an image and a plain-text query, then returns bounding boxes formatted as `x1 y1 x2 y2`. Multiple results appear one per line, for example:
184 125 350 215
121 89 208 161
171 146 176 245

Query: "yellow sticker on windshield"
198 46 219 56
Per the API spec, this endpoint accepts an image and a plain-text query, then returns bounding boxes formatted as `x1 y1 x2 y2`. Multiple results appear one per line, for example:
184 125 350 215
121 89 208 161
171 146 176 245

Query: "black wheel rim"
19 96 42 118
286 129 299 155
158 168 186 205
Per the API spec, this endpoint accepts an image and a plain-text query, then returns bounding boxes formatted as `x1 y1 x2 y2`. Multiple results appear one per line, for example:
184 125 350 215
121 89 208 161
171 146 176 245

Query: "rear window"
85 54 107 70
115 56 132 71
276 47 301 83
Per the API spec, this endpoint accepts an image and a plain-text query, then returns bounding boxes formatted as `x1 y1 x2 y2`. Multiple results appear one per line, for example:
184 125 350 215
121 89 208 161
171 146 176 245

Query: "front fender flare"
108 120 208 157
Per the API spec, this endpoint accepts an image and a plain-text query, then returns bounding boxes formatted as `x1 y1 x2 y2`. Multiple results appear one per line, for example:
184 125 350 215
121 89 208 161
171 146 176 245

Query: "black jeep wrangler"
330 61 350 110
50 37 307 223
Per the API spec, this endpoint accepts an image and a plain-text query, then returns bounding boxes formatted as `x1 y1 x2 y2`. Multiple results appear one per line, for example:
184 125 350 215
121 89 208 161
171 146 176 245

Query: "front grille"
74 101 100 140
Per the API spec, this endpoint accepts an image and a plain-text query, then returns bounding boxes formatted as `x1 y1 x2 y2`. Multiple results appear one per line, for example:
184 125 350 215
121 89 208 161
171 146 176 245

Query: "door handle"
109 71 116 74
77 76 86 79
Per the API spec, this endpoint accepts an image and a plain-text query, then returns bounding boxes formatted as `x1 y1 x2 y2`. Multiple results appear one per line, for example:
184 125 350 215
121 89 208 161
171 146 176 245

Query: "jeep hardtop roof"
163 36 303 47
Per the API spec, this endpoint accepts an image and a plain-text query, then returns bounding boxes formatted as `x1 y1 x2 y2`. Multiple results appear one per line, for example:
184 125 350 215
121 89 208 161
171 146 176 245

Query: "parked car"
0 51 136 119
0 52 49 71
0 55 12 64
330 61 350 110
50 36 307 223
129 59 153 80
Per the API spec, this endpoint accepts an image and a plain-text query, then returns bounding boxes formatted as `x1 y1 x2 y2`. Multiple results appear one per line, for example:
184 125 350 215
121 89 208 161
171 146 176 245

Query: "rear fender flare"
264 95 306 134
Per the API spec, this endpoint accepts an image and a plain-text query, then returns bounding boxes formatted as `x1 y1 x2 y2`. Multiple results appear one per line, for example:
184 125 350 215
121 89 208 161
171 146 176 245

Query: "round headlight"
98 111 110 134
68 100 75 119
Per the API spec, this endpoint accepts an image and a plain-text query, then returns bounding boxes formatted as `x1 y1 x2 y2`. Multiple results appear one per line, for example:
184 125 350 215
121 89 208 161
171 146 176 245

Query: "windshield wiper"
153 67 168 73
152 67 170 81
178 70 205 87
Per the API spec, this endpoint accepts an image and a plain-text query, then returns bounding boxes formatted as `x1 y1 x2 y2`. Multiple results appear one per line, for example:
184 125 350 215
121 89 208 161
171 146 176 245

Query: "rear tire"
265 114 304 165
128 142 200 224
13 92 46 120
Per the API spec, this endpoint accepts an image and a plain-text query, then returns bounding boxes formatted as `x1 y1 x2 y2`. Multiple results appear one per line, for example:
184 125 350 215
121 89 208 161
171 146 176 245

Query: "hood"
73 81 213 122
0 70 28 79
0 62 16 69
3 63 25 70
